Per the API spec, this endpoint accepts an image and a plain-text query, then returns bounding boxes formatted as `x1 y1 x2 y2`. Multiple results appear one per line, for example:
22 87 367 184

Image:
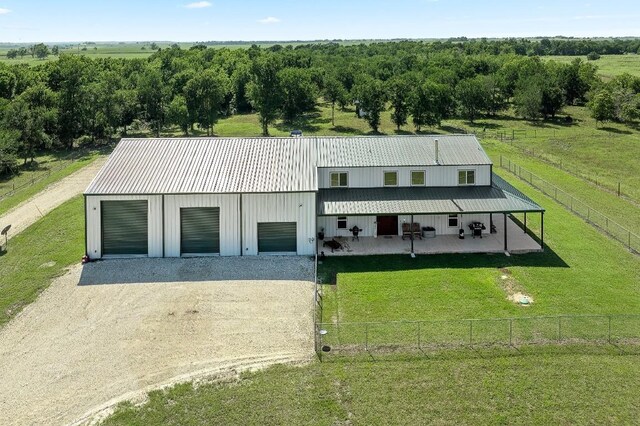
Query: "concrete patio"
318 216 542 256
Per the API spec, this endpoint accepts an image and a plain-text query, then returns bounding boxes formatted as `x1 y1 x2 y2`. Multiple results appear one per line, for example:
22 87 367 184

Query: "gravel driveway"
0 257 315 426
0 156 107 240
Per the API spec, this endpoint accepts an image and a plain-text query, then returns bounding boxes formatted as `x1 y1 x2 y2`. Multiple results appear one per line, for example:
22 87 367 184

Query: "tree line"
1 39 640 176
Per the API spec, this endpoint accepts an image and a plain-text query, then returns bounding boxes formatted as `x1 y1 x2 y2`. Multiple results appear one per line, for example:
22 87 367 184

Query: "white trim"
410 170 426 186
330 171 349 188
383 170 398 187
458 169 476 186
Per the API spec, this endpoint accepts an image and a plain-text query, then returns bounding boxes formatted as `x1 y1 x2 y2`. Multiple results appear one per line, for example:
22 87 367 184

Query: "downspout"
239 194 243 256
161 195 165 258
410 214 415 257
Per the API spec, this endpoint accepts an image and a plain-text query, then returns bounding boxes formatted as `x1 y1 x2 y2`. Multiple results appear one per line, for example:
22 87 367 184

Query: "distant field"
544 54 640 78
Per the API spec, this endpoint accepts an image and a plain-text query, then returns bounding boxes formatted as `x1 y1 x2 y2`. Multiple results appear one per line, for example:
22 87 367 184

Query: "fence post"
558 317 562 342
509 319 513 346
469 320 473 345
365 323 369 351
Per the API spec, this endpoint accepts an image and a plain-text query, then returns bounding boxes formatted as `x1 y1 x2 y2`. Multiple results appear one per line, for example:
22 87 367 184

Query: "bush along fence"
500 155 639 254
317 315 640 356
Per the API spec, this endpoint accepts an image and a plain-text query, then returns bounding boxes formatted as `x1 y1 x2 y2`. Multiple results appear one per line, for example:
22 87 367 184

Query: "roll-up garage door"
101 200 148 256
258 222 297 254
180 207 220 255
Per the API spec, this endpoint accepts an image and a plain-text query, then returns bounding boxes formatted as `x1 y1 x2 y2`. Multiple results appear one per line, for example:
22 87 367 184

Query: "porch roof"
317 174 544 216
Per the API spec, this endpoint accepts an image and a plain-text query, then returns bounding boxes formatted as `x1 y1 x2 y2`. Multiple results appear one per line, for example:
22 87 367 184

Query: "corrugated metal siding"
316 135 491 167
164 194 240 257
85 138 318 195
86 195 163 259
318 165 491 188
242 192 316 256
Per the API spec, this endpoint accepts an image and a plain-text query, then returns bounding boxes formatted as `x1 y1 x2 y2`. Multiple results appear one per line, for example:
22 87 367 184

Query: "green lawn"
321 170 640 325
0 149 106 216
103 347 640 426
0 196 84 327
544 54 640 79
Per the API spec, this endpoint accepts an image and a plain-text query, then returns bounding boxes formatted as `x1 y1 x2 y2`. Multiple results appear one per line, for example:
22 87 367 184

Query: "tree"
32 43 49 60
17 47 28 59
138 66 168 137
247 54 282 136
277 67 318 122
113 89 138 136
588 89 616 126
150 42 159 51
167 95 190 136
587 51 601 61
513 76 544 120
0 130 19 175
353 76 387 133
455 77 488 123
52 45 59 56
323 73 347 127
231 62 253 113
6 49 17 59
50 55 91 147
184 67 230 135
386 75 412 131
410 80 450 131
0 68 16 99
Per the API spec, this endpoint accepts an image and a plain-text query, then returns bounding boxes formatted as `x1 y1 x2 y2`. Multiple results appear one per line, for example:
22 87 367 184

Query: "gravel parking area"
0 257 315 426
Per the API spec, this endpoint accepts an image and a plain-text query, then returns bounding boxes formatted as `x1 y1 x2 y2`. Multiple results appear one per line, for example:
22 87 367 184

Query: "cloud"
258 16 281 24
184 1 212 9
0 8 11 15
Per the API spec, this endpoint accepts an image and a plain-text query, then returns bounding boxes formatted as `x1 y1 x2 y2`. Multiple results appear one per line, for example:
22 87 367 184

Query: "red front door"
377 216 398 236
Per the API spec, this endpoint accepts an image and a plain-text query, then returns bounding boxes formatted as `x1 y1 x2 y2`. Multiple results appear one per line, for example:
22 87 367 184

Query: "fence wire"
500 156 639 254
317 315 640 355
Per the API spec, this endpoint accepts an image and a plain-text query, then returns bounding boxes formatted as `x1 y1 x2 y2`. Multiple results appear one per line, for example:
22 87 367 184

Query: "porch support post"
410 214 415 255
540 211 544 250
524 212 527 234
504 213 508 252
490 213 493 230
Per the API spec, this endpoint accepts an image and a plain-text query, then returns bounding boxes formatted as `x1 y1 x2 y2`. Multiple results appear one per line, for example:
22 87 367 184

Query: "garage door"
258 222 297 254
181 207 220 255
101 200 148 256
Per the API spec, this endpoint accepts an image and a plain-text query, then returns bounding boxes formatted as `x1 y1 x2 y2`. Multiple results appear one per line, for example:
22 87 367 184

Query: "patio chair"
411 222 422 240
322 238 343 253
401 223 412 240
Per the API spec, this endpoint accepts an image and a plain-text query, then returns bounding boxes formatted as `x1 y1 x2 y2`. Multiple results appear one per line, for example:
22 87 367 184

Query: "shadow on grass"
597 126 633 135
332 125 362 134
317 247 568 284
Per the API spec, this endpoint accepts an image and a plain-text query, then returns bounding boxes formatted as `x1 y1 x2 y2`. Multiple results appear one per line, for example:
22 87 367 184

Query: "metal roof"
85 138 318 194
316 135 491 167
85 135 491 195
317 174 544 216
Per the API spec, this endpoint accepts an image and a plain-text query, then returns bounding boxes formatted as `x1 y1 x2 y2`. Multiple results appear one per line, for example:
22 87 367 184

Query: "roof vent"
435 138 439 165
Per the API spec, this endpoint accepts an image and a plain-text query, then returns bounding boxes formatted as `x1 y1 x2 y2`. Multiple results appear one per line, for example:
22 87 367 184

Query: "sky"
0 0 638 43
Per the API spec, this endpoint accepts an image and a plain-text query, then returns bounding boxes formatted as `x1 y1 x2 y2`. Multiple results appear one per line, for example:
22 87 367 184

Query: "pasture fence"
499 155 639 254
317 314 640 356
0 153 81 202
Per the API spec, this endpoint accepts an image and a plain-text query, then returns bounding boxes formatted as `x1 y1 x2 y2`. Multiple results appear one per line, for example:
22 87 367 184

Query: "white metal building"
84 135 544 259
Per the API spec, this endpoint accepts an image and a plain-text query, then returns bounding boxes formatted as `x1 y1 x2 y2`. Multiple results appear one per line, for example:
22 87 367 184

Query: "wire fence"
470 127 638 204
0 154 80 202
317 314 640 356
500 155 639 254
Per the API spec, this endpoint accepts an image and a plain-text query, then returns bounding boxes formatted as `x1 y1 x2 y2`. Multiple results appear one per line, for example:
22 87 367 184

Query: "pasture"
544 54 640 78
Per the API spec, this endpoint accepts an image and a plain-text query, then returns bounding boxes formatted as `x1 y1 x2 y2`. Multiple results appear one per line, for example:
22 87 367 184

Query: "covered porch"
318 214 542 256
316 174 545 256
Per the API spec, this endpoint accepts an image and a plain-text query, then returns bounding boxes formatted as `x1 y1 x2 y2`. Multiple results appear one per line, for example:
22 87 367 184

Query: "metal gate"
101 200 148 256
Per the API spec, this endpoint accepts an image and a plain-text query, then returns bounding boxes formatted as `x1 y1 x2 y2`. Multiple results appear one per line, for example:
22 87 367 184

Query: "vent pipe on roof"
435 138 439 165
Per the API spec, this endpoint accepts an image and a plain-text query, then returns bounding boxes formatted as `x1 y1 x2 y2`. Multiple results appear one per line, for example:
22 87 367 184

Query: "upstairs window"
330 172 348 188
458 170 476 185
411 170 425 186
337 216 348 229
384 171 398 186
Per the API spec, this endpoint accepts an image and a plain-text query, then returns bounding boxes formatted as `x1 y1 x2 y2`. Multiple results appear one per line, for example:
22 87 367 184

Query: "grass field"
320 169 640 324
545 54 640 79
0 196 83 327
103 347 640 426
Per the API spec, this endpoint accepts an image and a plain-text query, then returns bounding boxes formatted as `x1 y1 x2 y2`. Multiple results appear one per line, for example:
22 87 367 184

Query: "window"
330 172 348 188
458 170 476 185
411 170 425 186
448 214 459 228
384 171 398 186
337 216 347 229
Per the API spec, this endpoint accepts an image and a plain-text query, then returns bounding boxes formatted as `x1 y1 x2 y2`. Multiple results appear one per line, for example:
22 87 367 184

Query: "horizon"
0 0 638 43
